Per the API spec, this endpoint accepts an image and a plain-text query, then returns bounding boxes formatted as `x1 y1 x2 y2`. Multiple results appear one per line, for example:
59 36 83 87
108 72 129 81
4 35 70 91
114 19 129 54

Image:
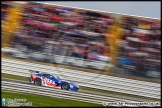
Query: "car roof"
40 72 57 76
40 72 48 74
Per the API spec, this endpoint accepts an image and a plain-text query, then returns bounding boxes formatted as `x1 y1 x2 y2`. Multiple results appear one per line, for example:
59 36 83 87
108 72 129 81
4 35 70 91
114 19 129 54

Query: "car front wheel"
61 83 70 90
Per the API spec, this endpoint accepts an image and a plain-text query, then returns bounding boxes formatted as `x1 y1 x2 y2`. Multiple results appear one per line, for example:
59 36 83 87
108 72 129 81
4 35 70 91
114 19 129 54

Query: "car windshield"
53 75 60 80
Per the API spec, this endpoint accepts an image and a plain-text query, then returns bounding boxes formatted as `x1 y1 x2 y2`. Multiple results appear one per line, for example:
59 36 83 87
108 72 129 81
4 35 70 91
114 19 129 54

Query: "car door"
49 75 61 86
45 74 57 86
48 75 57 86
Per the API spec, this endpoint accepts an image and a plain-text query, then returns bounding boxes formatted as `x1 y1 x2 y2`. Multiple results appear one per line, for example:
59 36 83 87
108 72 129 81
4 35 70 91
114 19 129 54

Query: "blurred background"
2 1 160 80
1 1 161 107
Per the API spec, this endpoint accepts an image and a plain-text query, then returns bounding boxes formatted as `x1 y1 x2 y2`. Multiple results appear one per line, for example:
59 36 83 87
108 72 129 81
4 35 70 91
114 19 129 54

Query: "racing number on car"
46 79 50 85
50 80 55 86
47 80 52 85
44 79 55 86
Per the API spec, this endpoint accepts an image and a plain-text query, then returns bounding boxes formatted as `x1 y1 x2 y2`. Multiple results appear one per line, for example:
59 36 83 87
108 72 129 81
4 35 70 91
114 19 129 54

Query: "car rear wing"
29 70 39 74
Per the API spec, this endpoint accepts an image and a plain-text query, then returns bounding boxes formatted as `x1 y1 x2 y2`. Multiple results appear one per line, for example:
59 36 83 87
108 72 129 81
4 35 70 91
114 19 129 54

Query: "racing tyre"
61 83 70 90
34 78 42 86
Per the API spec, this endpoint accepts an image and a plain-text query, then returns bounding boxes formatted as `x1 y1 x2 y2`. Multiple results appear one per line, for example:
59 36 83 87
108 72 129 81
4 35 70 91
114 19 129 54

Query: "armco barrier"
2 58 161 99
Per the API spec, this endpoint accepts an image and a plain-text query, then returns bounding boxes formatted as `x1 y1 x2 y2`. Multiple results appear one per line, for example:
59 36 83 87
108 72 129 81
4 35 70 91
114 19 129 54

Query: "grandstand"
2 1 161 82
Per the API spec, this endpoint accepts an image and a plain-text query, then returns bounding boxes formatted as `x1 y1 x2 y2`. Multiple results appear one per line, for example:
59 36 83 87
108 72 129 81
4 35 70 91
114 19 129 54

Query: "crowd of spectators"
1 1 10 24
116 16 161 78
3 1 161 79
11 2 114 62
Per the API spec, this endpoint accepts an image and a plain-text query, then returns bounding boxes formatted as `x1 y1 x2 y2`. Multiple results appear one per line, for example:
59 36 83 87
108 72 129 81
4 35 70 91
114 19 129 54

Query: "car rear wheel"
34 78 41 86
61 83 70 90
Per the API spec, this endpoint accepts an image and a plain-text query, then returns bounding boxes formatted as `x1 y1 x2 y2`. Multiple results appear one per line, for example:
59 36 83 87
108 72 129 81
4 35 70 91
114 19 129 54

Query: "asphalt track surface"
2 78 159 107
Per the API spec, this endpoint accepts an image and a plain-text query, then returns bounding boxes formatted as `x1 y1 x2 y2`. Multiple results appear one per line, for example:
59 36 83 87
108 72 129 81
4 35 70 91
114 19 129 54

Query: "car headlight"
70 84 73 88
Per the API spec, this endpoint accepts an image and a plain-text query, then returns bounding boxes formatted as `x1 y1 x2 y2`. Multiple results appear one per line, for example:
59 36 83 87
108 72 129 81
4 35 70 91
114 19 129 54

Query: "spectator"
116 15 161 78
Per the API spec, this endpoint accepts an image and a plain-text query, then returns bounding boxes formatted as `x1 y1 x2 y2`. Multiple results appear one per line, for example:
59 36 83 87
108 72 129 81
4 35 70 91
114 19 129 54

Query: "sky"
37 1 160 19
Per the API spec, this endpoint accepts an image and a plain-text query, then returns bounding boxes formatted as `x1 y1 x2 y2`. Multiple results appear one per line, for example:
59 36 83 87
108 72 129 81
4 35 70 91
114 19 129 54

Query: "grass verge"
2 91 102 107
2 73 160 102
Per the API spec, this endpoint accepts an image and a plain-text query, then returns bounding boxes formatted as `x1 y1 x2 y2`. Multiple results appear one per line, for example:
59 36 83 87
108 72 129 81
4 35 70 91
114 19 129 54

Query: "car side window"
42 74 55 79
46 74 51 79
50 75 55 79
42 74 50 78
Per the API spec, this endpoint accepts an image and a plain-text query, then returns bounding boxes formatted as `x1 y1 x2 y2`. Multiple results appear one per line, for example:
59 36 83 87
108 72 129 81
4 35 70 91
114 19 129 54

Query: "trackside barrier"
1 58 161 99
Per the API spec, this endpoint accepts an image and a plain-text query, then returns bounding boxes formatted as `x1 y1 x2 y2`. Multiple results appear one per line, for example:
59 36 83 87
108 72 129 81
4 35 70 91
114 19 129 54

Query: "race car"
29 70 79 91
